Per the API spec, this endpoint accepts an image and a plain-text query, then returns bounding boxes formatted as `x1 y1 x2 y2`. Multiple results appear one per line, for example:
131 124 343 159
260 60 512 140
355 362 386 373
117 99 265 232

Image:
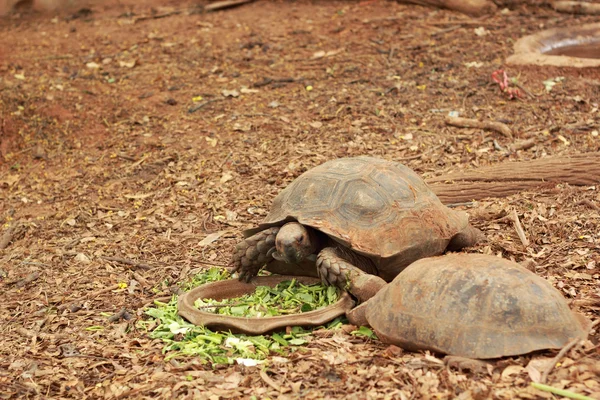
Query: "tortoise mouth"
272 248 303 263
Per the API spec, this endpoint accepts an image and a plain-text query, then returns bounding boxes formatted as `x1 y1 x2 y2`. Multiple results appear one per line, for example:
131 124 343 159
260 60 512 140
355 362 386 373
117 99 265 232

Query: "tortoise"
347 253 590 359
231 156 483 300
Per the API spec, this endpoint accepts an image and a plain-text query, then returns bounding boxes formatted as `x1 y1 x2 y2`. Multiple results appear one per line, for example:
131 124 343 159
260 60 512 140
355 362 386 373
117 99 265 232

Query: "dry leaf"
0 174 20 186
222 89 240 97
240 86 258 94
75 253 91 264
119 60 137 68
501 365 524 380
311 48 344 59
220 172 233 183
198 231 224 247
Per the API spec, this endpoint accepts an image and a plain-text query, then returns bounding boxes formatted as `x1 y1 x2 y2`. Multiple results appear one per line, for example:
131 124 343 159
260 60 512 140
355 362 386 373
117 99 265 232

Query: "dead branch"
134 11 181 23
511 210 529 247
15 326 68 341
0 224 22 250
101 256 153 270
429 152 600 204
540 338 580 383
576 199 600 211
445 116 513 139
107 308 132 323
57 284 121 311
13 272 41 289
205 0 256 12
398 0 497 16
260 369 283 391
188 98 222 114
509 138 538 152
552 1 600 14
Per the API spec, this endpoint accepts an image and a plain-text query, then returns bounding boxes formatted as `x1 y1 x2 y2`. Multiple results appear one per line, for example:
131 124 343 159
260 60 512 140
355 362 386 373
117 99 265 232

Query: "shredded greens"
196 279 340 317
138 267 346 365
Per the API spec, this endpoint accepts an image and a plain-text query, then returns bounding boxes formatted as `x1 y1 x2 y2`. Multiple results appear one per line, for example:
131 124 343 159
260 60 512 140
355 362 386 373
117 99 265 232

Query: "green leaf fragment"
141 268 348 365
352 326 377 339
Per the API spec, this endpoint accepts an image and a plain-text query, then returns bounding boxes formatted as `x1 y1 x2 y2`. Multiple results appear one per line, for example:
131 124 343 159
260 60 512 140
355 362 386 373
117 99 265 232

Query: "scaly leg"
316 247 385 303
230 227 280 282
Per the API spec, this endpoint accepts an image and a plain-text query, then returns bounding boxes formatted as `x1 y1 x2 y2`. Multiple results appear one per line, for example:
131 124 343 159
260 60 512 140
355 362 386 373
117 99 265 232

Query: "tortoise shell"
246 156 470 281
356 253 589 359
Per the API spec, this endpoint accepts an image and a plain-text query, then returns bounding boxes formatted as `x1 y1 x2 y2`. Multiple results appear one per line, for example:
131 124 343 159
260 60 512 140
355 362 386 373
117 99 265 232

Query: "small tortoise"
347 253 590 359
231 156 483 299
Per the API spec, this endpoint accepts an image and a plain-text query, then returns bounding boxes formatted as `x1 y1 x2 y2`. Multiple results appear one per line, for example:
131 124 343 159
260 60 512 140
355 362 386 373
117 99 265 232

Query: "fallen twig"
101 256 153 270
219 151 233 169
57 284 121 311
13 272 41 289
15 326 68 341
135 11 181 23
205 0 256 12
107 308 132 323
0 224 21 250
445 116 513 138
511 210 529 248
576 199 600 211
260 369 283 391
510 138 537 152
188 99 222 114
540 338 580 384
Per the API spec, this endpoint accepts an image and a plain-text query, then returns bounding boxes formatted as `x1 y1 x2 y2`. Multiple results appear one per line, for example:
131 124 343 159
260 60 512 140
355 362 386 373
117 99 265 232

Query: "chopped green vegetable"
195 279 340 318
139 267 346 365
530 383 595 400
351 325 377 339
182 267 231 290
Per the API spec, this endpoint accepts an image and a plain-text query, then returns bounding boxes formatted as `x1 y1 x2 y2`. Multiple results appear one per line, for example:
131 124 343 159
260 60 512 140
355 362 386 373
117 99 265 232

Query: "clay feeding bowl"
507 22 600 68
177 275 354 335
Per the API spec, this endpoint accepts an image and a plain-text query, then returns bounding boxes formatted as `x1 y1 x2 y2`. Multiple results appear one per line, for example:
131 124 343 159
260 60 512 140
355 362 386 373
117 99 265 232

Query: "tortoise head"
272 222 317 264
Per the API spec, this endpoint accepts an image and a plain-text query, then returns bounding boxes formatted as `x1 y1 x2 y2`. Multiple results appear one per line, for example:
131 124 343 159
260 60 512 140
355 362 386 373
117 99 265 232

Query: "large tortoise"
231 156 483 299
347 253 590 358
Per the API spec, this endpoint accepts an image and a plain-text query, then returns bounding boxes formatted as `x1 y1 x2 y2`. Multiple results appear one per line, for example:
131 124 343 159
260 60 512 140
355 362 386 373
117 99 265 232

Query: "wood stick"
13 272 40 288
445 116 513 138
135 11 181 23
101 256 153 270
0 224 19 250
540 338 580 383
429 152 600 204
511 210 529 247
260 369 283 391
398 0 497 16
205 0 256 12
552 1 600 15
57 284 120 311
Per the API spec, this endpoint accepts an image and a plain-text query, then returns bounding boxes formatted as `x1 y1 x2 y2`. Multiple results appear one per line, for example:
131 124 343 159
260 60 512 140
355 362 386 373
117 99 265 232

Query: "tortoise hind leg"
447 225 485 251
316 247 386 303
230 227 280 282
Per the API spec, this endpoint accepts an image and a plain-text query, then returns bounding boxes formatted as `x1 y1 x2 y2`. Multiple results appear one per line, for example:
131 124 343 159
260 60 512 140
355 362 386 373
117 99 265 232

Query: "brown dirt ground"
1 0 599 398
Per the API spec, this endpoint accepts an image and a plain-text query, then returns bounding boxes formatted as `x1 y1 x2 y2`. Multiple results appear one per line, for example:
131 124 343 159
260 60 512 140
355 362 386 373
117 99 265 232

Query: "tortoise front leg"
230 227 280 282
316 247 386 303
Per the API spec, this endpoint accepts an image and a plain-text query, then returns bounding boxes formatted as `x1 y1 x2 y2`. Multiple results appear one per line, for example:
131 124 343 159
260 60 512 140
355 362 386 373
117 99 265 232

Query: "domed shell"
362 253 588 359
246 156 470 280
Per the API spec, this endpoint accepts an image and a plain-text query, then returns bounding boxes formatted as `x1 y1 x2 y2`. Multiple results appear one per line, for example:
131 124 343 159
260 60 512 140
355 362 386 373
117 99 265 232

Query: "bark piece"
428 152 600 204
552 1 600 15
398 0 497 16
